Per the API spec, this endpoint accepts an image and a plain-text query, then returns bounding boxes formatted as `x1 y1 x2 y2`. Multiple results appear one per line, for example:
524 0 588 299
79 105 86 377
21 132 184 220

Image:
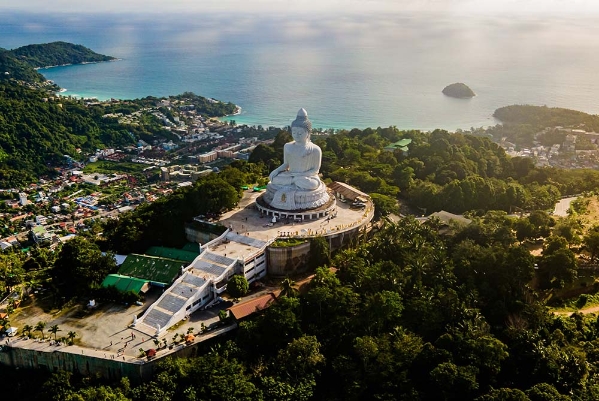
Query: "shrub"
576 294 589 309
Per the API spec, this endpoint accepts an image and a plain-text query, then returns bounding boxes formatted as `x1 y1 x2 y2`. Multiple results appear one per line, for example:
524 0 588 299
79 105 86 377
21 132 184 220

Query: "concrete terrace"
218 189 374 242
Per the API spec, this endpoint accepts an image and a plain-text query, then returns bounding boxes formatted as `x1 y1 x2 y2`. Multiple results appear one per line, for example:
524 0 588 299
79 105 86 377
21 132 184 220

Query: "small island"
442 82 475 98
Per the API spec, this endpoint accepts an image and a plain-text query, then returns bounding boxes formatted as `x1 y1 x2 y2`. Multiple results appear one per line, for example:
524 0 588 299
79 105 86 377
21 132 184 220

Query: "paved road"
553 197 578 217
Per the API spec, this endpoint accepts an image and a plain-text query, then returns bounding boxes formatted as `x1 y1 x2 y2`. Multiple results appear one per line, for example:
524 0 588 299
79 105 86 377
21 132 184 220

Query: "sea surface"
2 12 599 131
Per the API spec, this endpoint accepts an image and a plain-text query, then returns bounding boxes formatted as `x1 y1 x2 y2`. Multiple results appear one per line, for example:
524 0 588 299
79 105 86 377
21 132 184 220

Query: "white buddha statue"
269 108 322 190
262 109 330 211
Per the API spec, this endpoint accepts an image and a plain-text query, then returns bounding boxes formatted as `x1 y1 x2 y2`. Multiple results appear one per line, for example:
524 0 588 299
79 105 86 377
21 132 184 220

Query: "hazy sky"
3 0 599 16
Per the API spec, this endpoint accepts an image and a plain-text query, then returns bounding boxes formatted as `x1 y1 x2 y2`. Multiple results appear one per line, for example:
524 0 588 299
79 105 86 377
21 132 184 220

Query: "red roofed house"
227 292 278 321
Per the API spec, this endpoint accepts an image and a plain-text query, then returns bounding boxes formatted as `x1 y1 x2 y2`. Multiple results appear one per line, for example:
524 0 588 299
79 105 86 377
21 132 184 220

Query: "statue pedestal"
263 181 330 211
257 181 336 221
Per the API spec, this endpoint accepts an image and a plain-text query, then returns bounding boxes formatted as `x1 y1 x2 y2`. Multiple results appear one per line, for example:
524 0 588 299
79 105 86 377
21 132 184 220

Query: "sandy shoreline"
36 58 121 70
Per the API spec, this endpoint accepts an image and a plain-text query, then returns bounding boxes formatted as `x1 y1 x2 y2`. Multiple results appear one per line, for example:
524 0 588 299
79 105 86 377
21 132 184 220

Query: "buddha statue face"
291 126 309 144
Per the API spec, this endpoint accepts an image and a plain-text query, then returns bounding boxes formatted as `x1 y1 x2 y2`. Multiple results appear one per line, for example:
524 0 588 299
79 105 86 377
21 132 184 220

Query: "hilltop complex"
134 109 373 334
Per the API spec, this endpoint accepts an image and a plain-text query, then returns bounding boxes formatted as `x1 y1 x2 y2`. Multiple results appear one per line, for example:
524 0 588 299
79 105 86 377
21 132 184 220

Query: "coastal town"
1 92 598 252
499 126 599 169
0 94 281 251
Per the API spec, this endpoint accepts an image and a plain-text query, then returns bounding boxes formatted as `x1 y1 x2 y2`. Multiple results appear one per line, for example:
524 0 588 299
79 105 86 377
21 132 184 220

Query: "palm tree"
280 277 298 298
67 331 77 345
49 324 61 341
187 327 195 335
22 324 33 337
35 321 46 339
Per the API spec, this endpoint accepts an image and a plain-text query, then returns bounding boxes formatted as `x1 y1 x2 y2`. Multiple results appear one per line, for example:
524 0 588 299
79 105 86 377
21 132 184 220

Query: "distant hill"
0 42 115 85
494 105 599 131
442 82 475 98
8 41 116 69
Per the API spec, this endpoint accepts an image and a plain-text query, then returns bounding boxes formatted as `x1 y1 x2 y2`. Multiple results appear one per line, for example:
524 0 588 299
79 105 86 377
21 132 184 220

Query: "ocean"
2 11 599 131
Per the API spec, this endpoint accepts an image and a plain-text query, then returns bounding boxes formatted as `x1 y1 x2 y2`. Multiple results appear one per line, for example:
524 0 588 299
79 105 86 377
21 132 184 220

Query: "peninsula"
0 41 115 84
9 41 116 69
442 82 475 98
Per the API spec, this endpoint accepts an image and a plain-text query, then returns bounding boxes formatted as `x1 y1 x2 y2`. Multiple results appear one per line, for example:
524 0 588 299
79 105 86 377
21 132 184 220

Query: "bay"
2 12 599 131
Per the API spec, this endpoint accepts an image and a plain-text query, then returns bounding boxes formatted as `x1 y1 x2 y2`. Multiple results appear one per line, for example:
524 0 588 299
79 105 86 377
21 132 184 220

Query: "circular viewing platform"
255 190 336 221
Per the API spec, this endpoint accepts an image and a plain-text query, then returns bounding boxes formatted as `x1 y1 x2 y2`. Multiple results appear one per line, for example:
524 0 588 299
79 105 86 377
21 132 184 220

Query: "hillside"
0 82 135 186
8 41 116 69
493 104 599 131
0 50 46 83
0 81 240 187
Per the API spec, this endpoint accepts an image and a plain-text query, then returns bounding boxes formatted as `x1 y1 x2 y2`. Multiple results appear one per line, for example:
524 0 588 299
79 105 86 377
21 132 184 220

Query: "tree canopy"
17 215 599 400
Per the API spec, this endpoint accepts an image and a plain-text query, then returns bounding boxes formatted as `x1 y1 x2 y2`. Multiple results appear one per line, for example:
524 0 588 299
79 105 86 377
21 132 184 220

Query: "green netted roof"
102 274 149 294
118 254 187 285
384 138 412 152
144 246 199 262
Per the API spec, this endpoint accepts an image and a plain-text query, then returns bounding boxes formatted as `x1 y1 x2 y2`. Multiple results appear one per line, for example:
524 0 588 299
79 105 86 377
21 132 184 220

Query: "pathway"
553 196 578 217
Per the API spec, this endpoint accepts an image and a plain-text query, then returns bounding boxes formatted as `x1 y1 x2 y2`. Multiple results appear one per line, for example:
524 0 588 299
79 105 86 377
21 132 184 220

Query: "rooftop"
118 254 188 285
144 246 199 263
384 138 412 151
101 274 150 294
228 292 278 320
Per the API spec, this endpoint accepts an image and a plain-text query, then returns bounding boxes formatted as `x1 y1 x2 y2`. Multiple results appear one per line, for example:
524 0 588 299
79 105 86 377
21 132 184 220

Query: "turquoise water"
2 12 599 131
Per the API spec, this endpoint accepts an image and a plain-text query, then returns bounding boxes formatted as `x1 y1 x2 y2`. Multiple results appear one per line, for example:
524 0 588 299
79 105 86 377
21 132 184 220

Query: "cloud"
3 0 599 15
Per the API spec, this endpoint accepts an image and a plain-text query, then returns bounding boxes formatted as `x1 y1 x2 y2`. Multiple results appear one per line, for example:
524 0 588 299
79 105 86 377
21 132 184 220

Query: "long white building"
135 229 269 334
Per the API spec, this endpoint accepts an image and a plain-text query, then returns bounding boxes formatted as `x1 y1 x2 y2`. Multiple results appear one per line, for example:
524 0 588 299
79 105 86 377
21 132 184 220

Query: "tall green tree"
583 225 599 262
538 236 577 289
35 321 46 339
227 275 249 299
49 324 61 341
52 236 116 297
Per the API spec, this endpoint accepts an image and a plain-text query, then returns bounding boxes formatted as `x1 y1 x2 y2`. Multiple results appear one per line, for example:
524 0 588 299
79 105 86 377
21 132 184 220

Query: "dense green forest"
7 41 115 69
6 216 599 400
102 161 263 253
251 127 599 215
0 50 47 83
0 82 136 186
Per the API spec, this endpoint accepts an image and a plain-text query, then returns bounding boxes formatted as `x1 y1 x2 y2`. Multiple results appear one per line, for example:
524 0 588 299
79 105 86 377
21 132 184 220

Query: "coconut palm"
49 324 61 341
187 327 195 334
22 324 33 337
280 277 298 298
35 321 46 339
67 331 77 345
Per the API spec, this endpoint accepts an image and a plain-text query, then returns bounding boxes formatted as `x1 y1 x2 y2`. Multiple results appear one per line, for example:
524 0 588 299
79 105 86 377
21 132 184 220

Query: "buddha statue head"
291 108 312 144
